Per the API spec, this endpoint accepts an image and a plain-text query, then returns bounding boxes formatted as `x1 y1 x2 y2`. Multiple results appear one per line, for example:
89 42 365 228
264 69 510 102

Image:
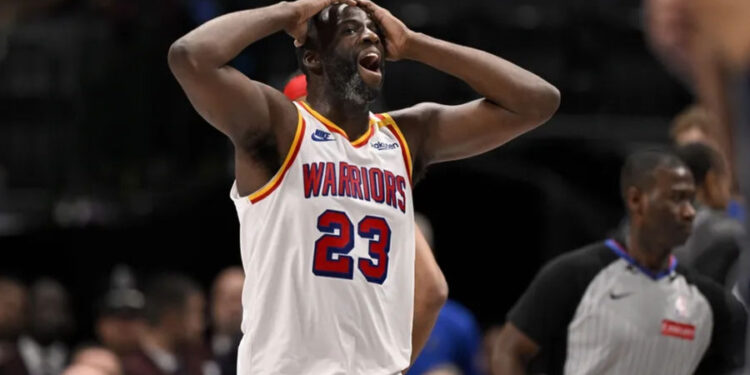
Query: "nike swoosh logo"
609 291 634 300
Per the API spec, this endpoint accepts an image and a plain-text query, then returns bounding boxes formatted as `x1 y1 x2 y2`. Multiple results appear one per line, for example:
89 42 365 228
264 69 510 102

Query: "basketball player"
168 0 560 373
280 72 451 366
492 150 746 375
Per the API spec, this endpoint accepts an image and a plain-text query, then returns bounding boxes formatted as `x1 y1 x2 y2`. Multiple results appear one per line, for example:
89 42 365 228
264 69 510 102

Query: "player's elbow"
168 39 203 76
425 269 449 310
526 82 560 126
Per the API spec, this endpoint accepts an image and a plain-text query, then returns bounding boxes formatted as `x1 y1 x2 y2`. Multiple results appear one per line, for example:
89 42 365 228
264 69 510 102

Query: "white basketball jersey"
230 101 415 375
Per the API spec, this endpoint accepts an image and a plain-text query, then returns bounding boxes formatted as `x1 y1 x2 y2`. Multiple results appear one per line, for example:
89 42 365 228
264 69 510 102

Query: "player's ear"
302 50 322 75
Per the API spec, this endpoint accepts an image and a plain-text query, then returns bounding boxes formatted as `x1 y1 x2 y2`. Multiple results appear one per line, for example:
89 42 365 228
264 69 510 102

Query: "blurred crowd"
0 266 245 375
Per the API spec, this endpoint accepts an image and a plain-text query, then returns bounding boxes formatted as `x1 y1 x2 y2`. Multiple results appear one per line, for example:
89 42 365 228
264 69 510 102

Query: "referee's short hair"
620 150 688 201
674 142 726 187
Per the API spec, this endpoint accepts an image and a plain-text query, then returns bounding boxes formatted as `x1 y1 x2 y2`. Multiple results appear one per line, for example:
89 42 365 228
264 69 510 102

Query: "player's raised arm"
357 0 560 167
167 0 354 143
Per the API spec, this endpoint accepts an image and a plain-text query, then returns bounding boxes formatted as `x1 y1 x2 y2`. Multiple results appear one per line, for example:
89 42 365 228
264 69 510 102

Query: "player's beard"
324 55 381 105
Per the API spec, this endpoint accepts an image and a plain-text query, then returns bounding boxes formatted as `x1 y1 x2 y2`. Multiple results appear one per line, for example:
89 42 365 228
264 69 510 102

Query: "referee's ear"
626 186 644 218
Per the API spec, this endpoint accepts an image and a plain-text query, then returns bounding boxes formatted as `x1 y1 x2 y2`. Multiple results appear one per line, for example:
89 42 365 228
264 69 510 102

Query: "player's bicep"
393 99 541 166
428 99 542 163
169 51 280 143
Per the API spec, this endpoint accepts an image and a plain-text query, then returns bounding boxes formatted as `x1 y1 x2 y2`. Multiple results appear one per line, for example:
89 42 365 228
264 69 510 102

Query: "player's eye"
342 26 357 35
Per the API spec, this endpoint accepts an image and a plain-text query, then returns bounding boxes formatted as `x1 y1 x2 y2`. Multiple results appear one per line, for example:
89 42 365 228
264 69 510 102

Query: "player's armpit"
491 322 540 375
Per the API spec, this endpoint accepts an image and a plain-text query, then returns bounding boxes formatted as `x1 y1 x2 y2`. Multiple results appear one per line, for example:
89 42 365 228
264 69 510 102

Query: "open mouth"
358 52 381 73
357 51 383 87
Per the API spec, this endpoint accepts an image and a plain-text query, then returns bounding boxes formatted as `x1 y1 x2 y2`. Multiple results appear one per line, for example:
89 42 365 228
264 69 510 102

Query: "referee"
492 150 747 375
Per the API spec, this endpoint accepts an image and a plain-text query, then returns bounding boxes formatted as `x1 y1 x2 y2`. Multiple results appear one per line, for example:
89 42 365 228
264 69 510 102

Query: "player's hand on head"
355 0 413 61
285 0 357 47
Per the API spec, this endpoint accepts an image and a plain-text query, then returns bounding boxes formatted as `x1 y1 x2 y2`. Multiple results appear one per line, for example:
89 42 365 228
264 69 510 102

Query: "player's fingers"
290 25 307 47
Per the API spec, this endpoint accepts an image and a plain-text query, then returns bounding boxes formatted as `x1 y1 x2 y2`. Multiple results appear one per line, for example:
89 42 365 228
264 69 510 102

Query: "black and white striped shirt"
508 239 746 375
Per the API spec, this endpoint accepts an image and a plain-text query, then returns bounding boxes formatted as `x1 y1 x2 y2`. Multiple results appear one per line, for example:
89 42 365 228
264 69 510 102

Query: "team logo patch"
661 319 695 340
311 129 335 142
371 141 399 150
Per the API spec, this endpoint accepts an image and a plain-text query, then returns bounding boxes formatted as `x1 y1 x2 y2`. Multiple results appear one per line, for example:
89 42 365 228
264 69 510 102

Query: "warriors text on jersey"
230 101 416 375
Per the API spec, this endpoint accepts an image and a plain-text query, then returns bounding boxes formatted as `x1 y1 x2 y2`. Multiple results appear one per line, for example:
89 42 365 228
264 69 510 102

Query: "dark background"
0 0 691 341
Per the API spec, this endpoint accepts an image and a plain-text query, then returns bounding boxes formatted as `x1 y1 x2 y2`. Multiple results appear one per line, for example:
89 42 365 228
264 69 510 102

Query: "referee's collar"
605 238 678 281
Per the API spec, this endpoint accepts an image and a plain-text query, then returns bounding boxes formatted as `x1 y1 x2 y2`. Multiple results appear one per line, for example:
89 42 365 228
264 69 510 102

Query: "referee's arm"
492 323 539 375
492 252 588 375
694 278 747 374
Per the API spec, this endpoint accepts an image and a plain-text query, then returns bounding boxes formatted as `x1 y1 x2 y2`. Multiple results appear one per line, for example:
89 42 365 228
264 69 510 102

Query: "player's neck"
626 230 672 273
306 95 371 139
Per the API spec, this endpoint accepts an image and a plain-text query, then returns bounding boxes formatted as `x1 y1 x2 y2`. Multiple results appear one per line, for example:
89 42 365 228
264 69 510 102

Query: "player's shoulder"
385 102 442 127
382 101 445 141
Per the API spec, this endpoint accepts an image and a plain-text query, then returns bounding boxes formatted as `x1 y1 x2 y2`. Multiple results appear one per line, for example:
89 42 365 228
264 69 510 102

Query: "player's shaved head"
620 150 687 201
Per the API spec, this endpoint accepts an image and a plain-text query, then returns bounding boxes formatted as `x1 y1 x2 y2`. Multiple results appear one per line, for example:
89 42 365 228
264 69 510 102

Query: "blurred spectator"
0 277 29 374
669 105 746 222
409 214 484 375
209 267 243 375
121 274 209 375
61 364 110 375
14 278 75 375
674 143 745 291
70 345 122 375
95 266 146 356
0 277 28 343
670 105 721 149
409 300 484 375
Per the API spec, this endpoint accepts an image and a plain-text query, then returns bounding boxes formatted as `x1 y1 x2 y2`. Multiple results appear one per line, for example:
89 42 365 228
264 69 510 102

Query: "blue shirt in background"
409 299 484 375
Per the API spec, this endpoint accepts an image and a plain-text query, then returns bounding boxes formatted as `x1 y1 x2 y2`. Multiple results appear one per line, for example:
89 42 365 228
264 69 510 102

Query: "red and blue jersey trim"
299 101 375 148
374 113 413 186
